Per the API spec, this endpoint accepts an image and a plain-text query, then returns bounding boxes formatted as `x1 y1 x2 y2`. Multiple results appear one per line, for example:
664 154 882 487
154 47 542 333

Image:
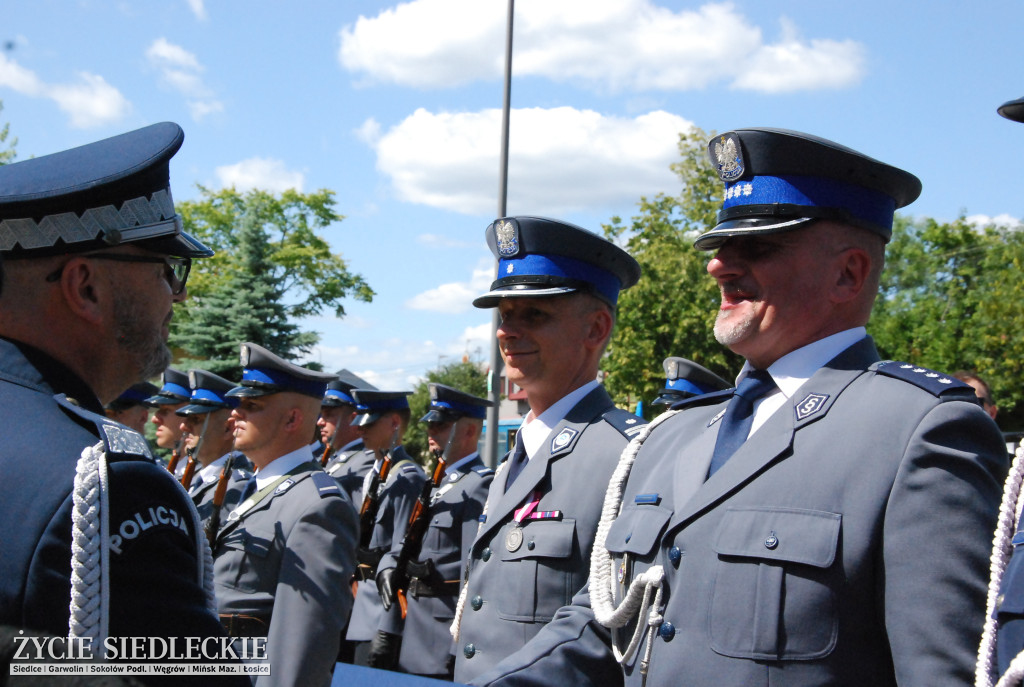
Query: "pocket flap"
605 504 672 556
429 510 455 529
503 520 576 561
712 507 840 568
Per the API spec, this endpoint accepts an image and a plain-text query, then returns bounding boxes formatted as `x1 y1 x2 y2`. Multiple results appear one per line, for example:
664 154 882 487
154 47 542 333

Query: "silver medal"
505 526 523 552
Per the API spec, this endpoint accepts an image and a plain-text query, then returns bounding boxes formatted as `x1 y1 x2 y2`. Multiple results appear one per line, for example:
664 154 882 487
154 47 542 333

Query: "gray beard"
113 290 171 381
713 307 757 347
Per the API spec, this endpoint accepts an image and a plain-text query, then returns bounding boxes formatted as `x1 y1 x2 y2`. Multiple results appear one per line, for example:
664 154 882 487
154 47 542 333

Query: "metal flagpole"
484 0 514 468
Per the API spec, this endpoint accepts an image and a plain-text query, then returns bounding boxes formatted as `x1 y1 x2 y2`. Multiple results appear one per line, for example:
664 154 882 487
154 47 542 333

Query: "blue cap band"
161 382 190 399
355 398 409 414
497 252 622 305
666 378 709 396
722 175 896 231
190 387 238 408
241 367 328 399
324 389 356 404
430 399 487 419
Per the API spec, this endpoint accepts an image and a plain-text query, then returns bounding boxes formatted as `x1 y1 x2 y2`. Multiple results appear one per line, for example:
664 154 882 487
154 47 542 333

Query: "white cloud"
146 38 223 121
339 0 864 93
731 18 865 93
0 54 130 128
364 106 691 215
406 261 494 313
965 213 1022 230
185 0 208 21
215 157 306 193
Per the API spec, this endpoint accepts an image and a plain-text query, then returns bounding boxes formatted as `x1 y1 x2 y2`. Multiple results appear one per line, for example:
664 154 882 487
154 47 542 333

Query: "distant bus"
479 418 521 463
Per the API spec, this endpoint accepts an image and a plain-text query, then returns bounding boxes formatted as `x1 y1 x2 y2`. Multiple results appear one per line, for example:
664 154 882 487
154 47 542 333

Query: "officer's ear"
58 256 105 325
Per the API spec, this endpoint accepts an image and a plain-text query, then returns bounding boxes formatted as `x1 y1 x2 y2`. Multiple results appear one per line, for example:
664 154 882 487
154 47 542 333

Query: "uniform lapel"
215 464 315 541
479 386 613 543
668 337 879 532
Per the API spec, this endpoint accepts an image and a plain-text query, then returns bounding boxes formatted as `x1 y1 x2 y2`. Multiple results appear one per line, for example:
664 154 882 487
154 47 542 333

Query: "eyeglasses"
45 253 192 295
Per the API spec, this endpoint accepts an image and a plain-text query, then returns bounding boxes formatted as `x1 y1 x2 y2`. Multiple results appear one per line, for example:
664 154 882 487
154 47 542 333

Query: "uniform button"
464 644 476 659
659 622 675 641
668 546 682 566
527 540 535 550
482 547 491 561
764 534 779 550
471 595 483 611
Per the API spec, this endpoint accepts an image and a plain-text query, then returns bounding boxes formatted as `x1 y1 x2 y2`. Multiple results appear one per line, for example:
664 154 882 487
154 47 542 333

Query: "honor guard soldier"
144 367 191 476
650 357 731 409
174 369 252 533
0 123 242 682
105 381 159 434
375 383 495 679
344 389 427 668
211 342 358 686
319 371 375 502
452 216 646 683
978 96 1024 687
470 129 1007 687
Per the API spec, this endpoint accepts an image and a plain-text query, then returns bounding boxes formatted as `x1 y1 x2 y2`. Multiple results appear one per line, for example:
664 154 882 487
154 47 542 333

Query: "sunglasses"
46 253 192 295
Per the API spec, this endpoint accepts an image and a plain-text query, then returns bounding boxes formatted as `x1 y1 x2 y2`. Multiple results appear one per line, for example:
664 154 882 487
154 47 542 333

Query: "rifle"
179 415 210 490
165 441 183 475
320 432 334 468
390 423 457 618
205 453 236 548
352 427 401 595
179 446 198 490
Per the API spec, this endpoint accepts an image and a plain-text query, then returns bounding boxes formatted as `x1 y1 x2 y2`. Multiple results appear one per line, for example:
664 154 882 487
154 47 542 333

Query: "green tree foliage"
602 127 743 415
403 359 488 466
170 187 373 374
0 101 17 165
871 215 1024 428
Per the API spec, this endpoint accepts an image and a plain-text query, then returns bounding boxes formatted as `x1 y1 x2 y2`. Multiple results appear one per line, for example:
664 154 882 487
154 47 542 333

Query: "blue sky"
2 0 1023 390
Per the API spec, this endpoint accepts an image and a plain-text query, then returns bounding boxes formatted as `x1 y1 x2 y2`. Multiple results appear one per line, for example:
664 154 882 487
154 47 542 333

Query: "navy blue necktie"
707 370 777 478
503 437 528 493
240 477 257 501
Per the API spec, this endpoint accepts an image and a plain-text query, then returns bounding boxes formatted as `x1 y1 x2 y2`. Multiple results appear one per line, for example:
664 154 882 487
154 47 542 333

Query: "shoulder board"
310 471 342 499
602 407 648 439
873 361 972 397
54 393 154 460
669 388 734 411
471 464 495 477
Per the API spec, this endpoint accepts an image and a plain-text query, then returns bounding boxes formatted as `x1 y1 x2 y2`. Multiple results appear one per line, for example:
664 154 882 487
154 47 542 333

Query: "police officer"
319 372 375 502
470 129 1007 687
650 357 731 409
452 217 646 683
978 96 1024 687
344 389 427 668
144 367 191 476
105 381 159 433
375 383 494 679
175 369 251 532
0 123 239 682
211 342 358 686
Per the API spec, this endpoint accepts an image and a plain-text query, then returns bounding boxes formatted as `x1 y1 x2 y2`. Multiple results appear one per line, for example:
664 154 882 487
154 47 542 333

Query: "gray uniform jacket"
470 338 1007 687
213 460 358 687
346 446 428 642
326 441 374 504
378 455 494 675
189 451 252 532
454 385 646 684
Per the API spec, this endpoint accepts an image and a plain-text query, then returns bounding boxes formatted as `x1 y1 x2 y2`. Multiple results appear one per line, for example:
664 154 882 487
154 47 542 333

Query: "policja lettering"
108 506 189 554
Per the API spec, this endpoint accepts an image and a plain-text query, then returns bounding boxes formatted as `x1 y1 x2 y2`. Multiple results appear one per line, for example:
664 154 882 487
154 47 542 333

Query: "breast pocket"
709 507 841 661
422 508 458 558
219 526 277 594
496 519 577 622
